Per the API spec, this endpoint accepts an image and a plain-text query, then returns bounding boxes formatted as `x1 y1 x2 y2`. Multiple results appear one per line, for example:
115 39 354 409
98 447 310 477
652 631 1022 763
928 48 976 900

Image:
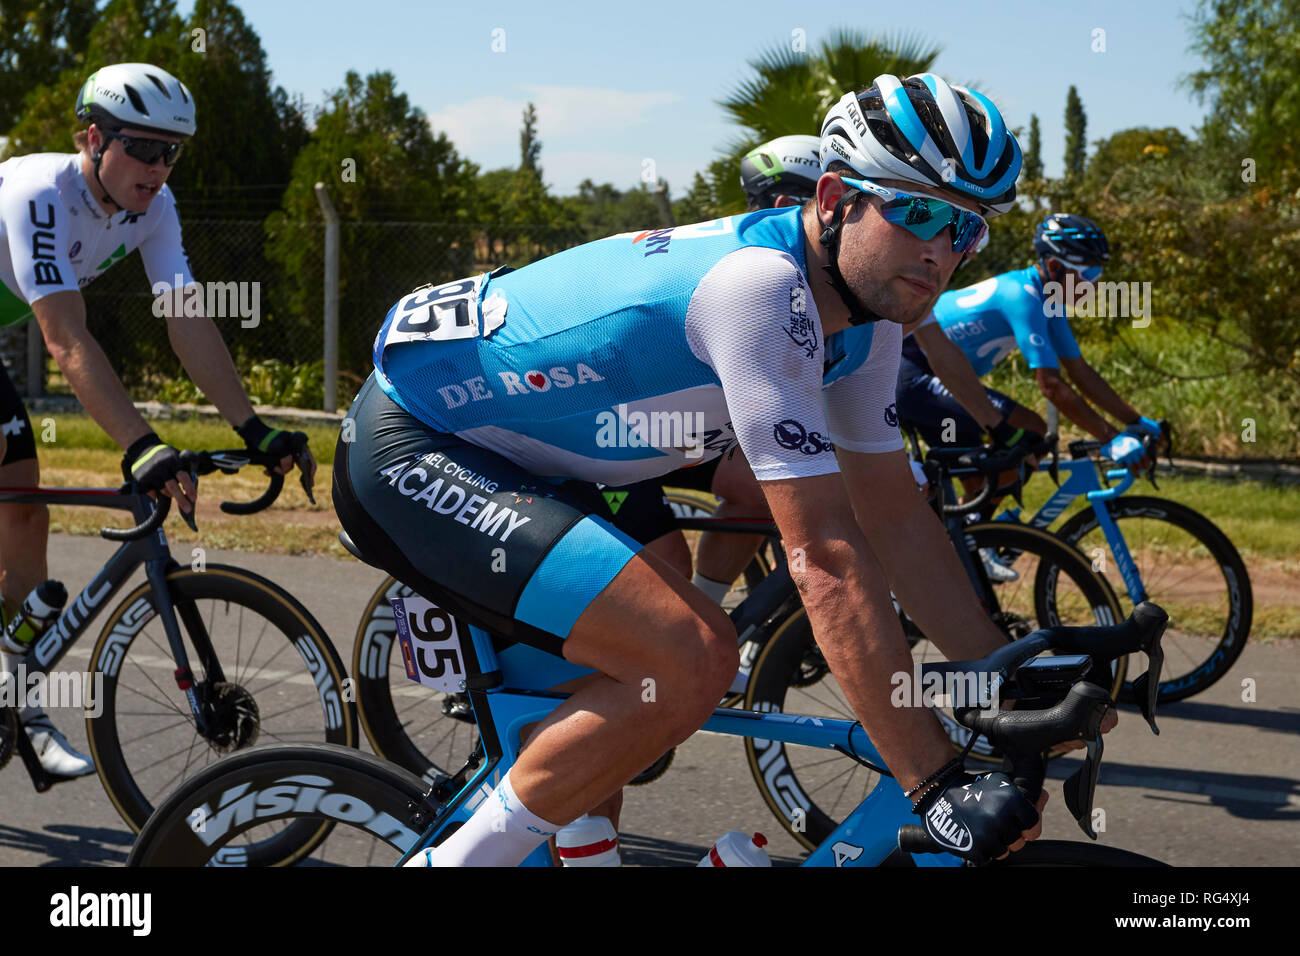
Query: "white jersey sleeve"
0 172 79 304
137 186 194 292
823 318 905 454
685 245 840 481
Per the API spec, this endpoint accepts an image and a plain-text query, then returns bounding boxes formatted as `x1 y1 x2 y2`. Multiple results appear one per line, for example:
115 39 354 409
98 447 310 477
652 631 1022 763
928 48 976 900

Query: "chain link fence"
0 218 587 408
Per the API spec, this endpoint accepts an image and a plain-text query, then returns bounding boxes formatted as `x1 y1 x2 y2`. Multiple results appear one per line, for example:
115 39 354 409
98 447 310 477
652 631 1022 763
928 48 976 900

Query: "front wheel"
88 565 356 864
745 523 1125 851
128 743 433 866
1046 496 1253 703
986 841 1167 867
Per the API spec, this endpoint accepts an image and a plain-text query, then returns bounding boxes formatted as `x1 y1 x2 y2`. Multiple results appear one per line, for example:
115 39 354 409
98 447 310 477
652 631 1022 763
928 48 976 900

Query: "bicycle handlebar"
898 602 1169 857
926 435 1057 516
98 448 299 540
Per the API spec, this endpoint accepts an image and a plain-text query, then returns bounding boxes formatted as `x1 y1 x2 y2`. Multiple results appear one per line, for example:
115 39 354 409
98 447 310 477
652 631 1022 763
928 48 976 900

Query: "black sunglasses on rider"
101 130 185 167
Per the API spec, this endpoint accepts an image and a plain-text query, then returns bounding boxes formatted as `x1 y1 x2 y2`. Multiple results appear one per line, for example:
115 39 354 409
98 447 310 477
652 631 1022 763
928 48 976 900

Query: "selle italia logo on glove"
923 795 973 852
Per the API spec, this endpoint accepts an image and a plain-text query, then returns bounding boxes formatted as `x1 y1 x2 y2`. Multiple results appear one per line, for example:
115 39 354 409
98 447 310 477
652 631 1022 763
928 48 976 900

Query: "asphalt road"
0 533 1295 867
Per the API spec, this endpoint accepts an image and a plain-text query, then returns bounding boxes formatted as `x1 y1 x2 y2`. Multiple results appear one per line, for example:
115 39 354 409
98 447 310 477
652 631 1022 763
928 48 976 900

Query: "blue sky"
196 0 1212 196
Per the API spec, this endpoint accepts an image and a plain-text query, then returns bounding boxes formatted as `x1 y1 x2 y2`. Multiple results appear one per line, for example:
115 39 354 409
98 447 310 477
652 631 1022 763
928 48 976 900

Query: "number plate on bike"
391 595 466 693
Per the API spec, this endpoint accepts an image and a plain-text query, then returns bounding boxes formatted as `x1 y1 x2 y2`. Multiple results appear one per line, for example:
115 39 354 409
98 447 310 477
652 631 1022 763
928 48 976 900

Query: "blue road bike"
126 536 1171 867
978 425 1250 704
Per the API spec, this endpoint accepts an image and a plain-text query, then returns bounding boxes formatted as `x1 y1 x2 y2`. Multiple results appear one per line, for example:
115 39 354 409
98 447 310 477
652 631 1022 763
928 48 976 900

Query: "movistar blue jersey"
372 206 903 486
912 265 1081 377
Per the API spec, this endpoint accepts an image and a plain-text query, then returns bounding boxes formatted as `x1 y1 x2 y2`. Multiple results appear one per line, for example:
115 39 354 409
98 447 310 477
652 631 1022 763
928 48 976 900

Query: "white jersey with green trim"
0 152 194 327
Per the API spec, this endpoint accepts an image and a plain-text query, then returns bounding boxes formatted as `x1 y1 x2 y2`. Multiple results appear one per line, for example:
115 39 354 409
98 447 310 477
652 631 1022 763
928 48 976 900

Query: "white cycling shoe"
21 708 95 777
979 548 1020 583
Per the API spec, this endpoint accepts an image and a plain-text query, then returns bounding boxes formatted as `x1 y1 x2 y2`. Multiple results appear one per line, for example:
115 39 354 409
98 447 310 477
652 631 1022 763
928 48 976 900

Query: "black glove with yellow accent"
121 433 189 493
234 415 308 461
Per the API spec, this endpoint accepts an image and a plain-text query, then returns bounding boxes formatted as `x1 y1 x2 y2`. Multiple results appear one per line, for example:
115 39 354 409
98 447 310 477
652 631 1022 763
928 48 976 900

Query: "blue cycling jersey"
373 206 903 487
913 265 1081 377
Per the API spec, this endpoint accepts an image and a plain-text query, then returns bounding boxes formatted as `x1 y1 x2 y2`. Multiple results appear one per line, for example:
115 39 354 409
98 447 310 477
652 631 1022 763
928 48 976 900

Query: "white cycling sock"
406 768 562 867
691 573 731 604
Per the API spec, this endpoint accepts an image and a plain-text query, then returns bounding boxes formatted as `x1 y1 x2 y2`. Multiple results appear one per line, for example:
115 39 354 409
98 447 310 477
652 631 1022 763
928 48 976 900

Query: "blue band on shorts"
514 515 642 638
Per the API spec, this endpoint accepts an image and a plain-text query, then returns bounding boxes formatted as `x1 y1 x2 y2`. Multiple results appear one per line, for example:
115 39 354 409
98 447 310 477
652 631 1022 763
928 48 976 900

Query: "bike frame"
998 459 1148 604
0 487 222 737
396 565 962 869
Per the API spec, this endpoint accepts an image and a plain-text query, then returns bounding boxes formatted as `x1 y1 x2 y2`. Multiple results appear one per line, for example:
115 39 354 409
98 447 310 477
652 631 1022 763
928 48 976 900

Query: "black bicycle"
0 449 355 865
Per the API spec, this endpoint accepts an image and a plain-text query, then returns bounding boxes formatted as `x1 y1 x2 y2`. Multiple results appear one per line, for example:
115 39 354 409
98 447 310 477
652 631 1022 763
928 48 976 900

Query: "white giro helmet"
739 134 823 205
75 63 196 138
820 73 1020 216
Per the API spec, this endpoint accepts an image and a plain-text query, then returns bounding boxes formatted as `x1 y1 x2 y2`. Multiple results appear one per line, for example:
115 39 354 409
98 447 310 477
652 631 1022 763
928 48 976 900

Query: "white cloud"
428 84 681 176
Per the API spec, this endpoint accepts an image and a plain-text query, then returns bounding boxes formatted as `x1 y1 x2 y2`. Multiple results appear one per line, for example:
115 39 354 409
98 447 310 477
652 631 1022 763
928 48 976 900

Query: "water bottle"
556 814 620 867
1 581 67 655
698 831 771 867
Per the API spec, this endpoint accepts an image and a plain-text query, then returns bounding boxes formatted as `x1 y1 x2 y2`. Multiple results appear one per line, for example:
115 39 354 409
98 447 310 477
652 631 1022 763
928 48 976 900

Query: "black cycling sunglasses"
101 130 184 167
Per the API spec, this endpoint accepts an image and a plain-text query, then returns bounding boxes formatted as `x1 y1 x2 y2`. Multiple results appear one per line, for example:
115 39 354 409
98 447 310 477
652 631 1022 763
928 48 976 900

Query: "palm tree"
685 29 944 218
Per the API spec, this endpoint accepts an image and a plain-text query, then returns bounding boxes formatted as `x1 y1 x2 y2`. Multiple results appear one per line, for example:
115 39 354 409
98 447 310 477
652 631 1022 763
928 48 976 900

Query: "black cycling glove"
235 415 308 461
914 769 1040 864
988 419 1043 451
121 433 189 492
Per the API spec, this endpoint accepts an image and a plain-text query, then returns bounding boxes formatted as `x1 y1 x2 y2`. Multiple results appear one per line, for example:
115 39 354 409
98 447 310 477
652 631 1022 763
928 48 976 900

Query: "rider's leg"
424 551 737 866
507 549 736 826
0 457 48 615
693 449 768 599
336 377 738 866
0 438 93 776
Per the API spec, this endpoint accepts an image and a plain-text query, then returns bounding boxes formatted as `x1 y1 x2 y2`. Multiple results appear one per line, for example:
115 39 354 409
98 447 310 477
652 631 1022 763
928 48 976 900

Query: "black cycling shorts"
333 375 646 658
0 360 36 466
597 455 722 544
895 350 1018 449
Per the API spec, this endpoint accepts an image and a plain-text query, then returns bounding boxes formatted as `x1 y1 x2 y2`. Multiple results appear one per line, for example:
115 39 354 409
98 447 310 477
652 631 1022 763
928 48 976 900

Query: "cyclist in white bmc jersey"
0 63 314 777
337 74 1117 867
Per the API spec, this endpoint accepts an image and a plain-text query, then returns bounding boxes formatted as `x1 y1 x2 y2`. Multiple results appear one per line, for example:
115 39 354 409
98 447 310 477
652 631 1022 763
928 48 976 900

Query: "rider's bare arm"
838 446 1012 663
164 307 255 426
1033 366 1118 440
912 323 1004 430
34 291 155 448
759 471 954 792
1059 355 1140 426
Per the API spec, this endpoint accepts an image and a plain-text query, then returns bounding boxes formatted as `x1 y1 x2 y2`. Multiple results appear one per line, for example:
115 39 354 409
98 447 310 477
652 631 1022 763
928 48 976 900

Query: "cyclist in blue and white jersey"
0 64 313 777
596 135 824 606
897 214 1163 478
338 75 1108 866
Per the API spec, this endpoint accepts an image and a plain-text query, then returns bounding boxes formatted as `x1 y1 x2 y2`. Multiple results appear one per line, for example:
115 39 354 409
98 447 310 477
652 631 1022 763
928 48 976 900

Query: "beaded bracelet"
903 757 963 801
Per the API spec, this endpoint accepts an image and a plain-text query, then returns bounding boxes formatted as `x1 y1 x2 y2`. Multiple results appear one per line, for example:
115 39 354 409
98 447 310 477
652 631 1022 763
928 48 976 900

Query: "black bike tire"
127 743 432 866
1046 496 1253 703
744 523 1125 851
88 565 356 864
985 840 1168 867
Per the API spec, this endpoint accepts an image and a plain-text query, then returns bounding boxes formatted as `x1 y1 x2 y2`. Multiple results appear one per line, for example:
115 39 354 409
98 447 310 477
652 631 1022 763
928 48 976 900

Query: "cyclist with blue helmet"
898 213 1163 483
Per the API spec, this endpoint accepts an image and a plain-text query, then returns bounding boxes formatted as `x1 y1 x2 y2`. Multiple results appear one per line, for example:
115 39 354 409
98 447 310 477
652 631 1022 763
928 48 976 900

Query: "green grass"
1007 470 1300 565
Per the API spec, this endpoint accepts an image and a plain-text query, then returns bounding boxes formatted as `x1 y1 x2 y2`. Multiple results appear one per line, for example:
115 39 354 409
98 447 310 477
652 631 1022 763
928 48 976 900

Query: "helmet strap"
818 192 887 326
88 127 128 212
